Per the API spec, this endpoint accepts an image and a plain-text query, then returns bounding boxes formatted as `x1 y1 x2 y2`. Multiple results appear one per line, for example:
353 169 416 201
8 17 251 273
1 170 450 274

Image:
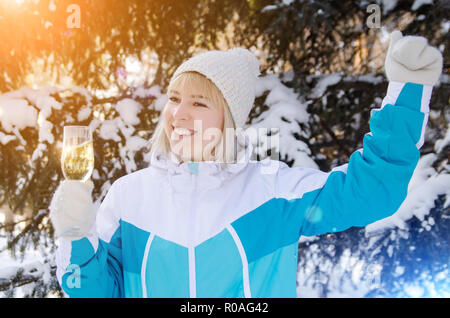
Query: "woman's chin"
170 141 216 162
170 145 192 161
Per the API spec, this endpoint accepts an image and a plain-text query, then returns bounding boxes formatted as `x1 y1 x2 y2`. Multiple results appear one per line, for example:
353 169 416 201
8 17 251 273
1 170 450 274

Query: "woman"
50 31 442 297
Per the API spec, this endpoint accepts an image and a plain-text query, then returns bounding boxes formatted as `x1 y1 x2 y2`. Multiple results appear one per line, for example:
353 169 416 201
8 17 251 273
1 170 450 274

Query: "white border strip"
381 81 405 108
416 85 432 149
189 246 196 298
141 233 155 298
55 238 73 287
226 225 252 298
416 112 429 149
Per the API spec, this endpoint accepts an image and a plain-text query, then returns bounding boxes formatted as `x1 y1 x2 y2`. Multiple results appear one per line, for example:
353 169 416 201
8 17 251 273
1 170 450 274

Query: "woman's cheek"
162 106 173 135
163 104 172 121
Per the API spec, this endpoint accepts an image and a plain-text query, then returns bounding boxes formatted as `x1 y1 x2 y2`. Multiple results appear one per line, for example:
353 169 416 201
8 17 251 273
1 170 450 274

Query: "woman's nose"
171 102 191 120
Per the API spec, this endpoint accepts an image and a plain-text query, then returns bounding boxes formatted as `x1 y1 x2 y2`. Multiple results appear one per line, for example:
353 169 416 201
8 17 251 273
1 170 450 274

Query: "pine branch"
0 264 57 292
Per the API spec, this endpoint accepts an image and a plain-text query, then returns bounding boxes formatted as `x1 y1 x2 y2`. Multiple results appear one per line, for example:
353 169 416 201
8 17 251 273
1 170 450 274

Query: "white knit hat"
169 47 261 128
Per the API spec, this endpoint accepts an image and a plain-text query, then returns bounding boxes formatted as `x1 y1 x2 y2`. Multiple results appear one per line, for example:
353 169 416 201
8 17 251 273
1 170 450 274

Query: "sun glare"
0 0 24 6
7 0 25 4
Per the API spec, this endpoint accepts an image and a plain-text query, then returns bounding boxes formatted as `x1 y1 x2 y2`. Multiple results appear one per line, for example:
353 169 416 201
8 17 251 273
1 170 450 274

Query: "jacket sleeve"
55 180 124 297
274 81 432 238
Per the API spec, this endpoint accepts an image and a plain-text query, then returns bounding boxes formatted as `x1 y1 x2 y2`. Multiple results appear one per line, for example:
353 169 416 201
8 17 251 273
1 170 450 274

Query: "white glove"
385 30 443 86
49 180 96 240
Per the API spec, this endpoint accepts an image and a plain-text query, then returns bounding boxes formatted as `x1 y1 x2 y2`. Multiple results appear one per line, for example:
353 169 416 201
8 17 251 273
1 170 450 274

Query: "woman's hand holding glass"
49 126 96 240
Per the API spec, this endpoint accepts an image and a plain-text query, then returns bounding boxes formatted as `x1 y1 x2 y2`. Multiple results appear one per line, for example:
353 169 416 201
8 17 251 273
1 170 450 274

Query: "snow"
130 83 168 111
38 119 54 144
261 0 293 12
404 284 425 297
382 0 398 14
125 135 148 152
154 94 168 112
366 153 450 234
261 5 278 12
133 84 162 99
434 126 450 153
98 119 121 142
0 97 37 133
297 247 383 298
0 86 66 145
0 132 16 145
77 106 92 122
0 228 54 297
412 0 433 11
31 143 47 161
308 73 342 99
441 21 450 35
251 74 317 168
343 74 384 85
115 98 142 126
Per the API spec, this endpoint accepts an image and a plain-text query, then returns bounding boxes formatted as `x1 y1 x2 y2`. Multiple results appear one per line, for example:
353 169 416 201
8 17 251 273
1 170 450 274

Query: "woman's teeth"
173 127 194 136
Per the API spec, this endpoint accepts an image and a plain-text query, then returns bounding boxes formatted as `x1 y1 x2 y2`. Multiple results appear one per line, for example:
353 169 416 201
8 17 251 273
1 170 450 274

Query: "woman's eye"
169 97 206 107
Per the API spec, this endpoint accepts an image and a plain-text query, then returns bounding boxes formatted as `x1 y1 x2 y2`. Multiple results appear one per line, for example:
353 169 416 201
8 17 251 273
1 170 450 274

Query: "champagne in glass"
61 126 94 182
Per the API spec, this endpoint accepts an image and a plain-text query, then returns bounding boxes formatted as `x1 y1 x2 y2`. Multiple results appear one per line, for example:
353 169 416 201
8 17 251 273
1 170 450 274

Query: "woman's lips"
171 127 196 140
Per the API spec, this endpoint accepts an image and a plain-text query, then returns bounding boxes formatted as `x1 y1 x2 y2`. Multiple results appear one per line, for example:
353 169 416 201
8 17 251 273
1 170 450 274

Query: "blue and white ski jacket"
55 81 432 298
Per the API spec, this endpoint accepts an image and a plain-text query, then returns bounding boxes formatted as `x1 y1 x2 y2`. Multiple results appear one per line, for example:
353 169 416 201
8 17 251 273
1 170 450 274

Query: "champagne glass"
61 126 94 182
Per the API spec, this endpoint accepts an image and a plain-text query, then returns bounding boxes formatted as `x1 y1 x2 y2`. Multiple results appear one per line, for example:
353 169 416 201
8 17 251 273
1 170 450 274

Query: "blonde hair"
149 71 239 164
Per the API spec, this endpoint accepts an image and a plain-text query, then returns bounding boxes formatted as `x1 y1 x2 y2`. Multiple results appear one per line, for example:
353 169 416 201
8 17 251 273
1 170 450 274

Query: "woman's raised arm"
274 31 442 238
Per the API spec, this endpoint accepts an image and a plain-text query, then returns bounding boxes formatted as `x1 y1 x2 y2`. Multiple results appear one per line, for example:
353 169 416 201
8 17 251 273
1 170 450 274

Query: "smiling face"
163 72 225 162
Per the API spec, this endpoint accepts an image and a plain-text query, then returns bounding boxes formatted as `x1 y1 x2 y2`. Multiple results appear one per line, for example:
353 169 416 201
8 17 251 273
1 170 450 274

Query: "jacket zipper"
188 165 198 298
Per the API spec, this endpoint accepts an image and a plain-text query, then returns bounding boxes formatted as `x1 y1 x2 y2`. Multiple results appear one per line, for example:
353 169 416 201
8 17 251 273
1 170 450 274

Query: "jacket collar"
149 130 254 185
